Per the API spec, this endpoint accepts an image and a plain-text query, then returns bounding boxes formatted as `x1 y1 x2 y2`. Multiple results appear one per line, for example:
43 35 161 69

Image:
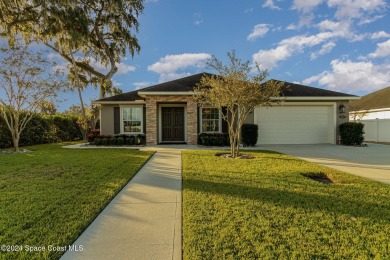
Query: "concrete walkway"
61 150 182 260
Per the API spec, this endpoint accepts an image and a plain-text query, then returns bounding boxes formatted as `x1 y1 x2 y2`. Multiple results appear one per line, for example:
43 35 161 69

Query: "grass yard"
0 143 154 260
182 150 390 259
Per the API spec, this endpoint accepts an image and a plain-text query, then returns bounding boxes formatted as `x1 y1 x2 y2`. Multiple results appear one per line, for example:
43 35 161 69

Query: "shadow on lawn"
184 178 390 223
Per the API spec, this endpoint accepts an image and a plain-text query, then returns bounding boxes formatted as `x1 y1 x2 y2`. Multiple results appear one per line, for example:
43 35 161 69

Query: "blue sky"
56 0 390 111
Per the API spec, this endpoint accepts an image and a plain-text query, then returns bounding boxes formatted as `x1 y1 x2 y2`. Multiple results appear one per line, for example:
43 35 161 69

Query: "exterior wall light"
339 104 346 114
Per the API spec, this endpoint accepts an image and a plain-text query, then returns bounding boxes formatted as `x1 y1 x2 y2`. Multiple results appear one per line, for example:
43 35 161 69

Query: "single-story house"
350 86 390 120
94 73 359 145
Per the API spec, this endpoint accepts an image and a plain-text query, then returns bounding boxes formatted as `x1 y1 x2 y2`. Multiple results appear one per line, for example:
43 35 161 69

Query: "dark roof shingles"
96 73 357 102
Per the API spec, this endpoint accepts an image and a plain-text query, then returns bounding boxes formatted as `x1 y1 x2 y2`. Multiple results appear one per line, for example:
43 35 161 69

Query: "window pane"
123 107 142 133
202 107 220 132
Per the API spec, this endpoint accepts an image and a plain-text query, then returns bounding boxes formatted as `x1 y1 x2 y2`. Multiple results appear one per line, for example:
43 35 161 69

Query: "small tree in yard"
0 44 66 151
195 51 283 158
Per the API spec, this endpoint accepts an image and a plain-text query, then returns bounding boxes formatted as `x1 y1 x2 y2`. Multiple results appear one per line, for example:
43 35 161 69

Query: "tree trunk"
12 135 20 152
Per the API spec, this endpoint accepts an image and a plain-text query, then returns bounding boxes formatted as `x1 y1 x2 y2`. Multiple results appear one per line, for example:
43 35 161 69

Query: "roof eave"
137 91 195 97
272 96 361 101
93 100 146 105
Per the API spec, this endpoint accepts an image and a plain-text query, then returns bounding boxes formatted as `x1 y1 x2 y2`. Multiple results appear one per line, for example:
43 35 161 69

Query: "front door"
161 107 185 142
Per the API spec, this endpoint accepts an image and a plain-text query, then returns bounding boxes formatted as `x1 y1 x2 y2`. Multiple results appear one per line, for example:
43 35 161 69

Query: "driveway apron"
258 144 390 184
61 150 182 260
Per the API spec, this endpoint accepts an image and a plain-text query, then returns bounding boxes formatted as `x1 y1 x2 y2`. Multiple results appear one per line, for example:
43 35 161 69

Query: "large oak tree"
0 0 144 98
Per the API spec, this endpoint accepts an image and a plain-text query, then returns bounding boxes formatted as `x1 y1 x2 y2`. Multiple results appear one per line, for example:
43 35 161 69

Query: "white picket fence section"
361 119 390 142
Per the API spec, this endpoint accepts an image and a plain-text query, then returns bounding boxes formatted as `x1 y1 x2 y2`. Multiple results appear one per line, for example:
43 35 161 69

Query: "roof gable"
350 86 390 110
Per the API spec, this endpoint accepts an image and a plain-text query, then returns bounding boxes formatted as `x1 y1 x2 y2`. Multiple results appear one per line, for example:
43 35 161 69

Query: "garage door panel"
254 105 335 144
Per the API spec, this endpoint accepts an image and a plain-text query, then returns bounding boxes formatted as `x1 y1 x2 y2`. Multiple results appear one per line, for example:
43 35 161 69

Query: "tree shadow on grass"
184 178 390 223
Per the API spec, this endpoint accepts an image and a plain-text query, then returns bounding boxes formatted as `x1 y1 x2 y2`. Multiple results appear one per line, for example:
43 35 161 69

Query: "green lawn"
182 150 390 259
0 143 154 260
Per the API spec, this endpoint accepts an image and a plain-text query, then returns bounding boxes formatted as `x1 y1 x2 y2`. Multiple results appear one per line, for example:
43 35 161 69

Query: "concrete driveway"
257 143 390 184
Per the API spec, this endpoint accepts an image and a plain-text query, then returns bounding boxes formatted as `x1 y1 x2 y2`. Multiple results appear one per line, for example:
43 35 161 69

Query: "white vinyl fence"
361 119 390 142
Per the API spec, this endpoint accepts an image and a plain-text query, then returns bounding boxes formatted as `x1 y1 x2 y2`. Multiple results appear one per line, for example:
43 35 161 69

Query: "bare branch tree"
195 51 283 158
0 44 67 151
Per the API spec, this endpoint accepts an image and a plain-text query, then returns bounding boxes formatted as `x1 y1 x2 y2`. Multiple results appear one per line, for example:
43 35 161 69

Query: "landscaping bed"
182 150 390 259
0 142 154 259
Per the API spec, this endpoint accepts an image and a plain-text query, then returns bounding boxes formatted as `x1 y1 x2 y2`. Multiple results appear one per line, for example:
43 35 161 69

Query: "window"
122 107 143 133
201 107 221 133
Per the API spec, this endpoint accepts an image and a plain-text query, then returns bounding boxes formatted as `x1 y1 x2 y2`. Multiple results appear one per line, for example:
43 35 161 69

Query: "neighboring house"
349 86 390 120
350 86 390 143
94 73 359 145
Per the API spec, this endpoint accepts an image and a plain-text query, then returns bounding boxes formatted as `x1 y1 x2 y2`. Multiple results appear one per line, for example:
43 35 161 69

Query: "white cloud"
371 31 390 40
303 59 390 92
253 32 336 69
327 0 387 20
148 53 211 82
116 63 136 74
244 8 254 13
193 13 204 26
310 41 336 59
358 14 385 25
293 0 324 13
112 80 122 87
247 24 271 41
262 0 281 10
133 81 153 89
369 39 390 58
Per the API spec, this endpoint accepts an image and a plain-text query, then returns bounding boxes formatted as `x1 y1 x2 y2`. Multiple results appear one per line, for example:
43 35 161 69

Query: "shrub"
242 124 258 146
0 113 83 149
100 138 108 146
94 138 101 146
87 129 100 142
126 136 134 145
136 134 146 145
199 133 229 146
109 137 117 146
339 122 365 146
116 137 124 145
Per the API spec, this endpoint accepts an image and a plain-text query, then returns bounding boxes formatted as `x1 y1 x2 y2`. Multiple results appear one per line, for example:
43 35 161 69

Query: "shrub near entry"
242 124 258 146
339 122 364 145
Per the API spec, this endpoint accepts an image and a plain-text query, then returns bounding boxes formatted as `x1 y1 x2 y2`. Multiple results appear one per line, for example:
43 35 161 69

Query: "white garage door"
254 105 335 144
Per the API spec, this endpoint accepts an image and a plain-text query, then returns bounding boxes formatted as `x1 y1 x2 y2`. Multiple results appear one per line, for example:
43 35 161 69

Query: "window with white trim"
122 107 143 134
201 107 221 133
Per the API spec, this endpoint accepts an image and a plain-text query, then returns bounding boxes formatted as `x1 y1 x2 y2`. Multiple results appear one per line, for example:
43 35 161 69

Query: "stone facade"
144 95 198 145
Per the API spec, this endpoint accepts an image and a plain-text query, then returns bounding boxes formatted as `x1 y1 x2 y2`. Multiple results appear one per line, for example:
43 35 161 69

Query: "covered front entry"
161 107 185 142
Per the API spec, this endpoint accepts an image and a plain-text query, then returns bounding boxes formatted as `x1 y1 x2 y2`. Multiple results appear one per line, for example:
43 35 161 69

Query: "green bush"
109 137 117 146
94 138 101 145
339 122 365 145
242 124 258 146
125 136 133 145
116 137 124 145
199 133 229 146
0 113 83 149
100 138 108 146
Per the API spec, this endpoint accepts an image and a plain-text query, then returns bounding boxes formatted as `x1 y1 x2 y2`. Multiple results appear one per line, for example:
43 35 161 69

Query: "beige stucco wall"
144 95 198 145
100 105 115 135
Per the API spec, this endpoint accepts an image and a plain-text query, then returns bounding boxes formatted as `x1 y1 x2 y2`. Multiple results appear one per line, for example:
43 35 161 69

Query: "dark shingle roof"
96 89 142 102
350 86 390 110
273 80 358 97
95 73 357 102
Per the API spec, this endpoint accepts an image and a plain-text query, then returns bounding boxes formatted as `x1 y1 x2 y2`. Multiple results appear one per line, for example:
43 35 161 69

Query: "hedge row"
93 134 146 146
199 133 230 146
0 114 83 149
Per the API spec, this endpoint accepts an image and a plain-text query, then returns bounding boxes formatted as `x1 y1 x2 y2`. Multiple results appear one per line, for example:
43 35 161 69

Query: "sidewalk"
61 150 182 260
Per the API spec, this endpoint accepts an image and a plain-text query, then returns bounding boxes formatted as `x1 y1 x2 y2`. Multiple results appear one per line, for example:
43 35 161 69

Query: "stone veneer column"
145 97 158 145
144 95 198 145
186 98 198 145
